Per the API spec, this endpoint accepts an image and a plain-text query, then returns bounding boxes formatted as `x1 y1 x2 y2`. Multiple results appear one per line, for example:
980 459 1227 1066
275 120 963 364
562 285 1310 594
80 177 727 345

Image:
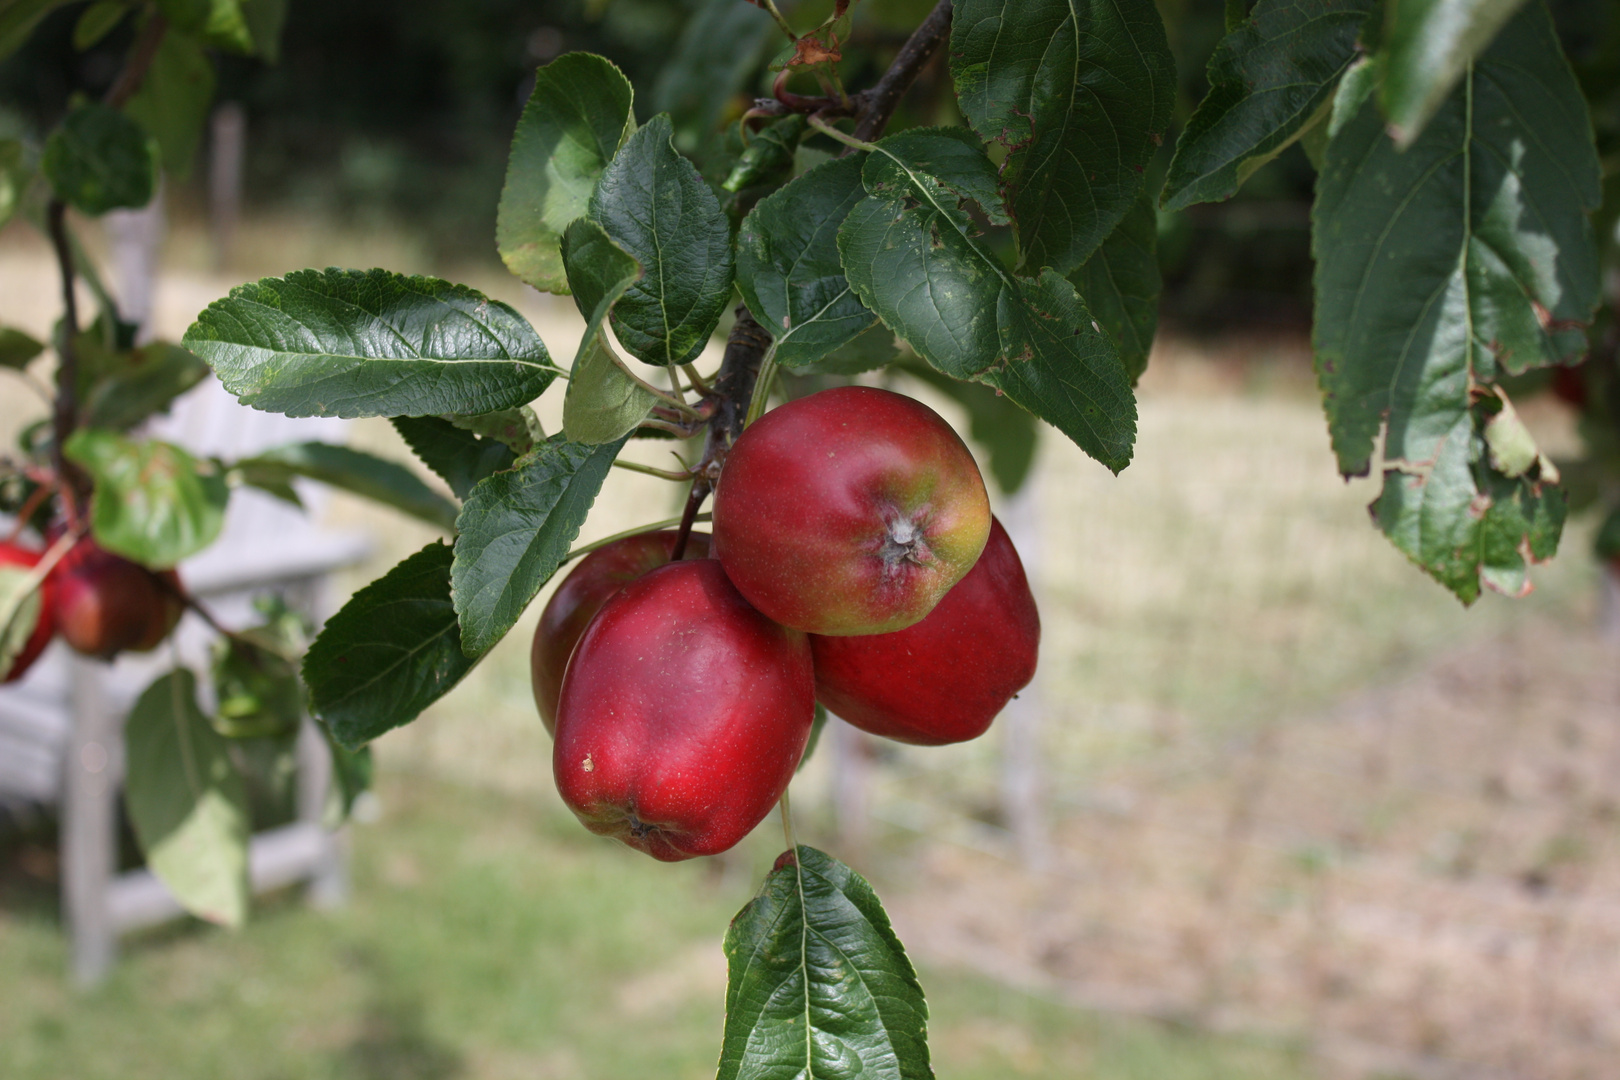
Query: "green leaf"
242 0 287 61
446 407 543 455
900 359 1039 495
211 626 305 739
1068 190 1160 383
589 114 734 367
451 434 626 657
0 326 44 370
0 0 69 63
723 114 808 196
564 336 664 445
1372 415 1564 602
80 340 210 430
201 0 254 53
0 138 31 229
1593 507 1620 560
157 0 259 53
737 155 879 369
1482 394 1537 478
564 337 665 445
559 217 661 444
391 416 516 501
182 268 559 419
124 669 251 927
124 30 216 179
42 103 157 216
72 1 126 49
950 0 1176 275
865 127 1012 227
1380 0 1529 146
797 322 900 376
719 846 931 1080
303 541 476 750
1162 0 1373 210
839 136 1137 473
321 724 372 827
232 441 459 532
0 564 44 679
650 0 775 153
1313 3 1598 601
66 430 229 568
1314 4 1600 477
496 53 635 294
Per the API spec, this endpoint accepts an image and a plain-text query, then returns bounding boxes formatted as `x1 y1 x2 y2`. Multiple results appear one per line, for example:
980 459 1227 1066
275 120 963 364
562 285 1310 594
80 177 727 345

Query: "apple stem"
611 459 693 482
779 785 799 856
681 364 713 397
46 199 90 525
744 345 780 429
561 513 713 567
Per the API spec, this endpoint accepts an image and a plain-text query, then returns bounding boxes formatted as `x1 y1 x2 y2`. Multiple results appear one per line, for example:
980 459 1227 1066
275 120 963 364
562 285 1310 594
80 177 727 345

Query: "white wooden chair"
0 371 372 985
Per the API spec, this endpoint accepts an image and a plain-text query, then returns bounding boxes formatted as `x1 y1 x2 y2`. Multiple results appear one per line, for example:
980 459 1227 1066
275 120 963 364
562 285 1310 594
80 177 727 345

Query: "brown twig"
852 0 952 143
46 199 87 529
42 14 173 529
104 12 169 109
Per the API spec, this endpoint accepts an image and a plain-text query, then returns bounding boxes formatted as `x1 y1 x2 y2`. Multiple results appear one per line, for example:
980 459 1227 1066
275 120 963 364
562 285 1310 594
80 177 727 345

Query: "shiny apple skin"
0 542 55 683
530 529 711 735
553 559 814 862
712 385 991 636
811 517 1038 745
51 538 182 658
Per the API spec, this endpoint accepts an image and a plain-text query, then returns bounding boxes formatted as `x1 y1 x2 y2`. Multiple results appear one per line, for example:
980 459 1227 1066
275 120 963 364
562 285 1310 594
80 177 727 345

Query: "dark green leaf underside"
1163 0 1372 210
737 155 877 369
951 0 1176 275
303 541 476 750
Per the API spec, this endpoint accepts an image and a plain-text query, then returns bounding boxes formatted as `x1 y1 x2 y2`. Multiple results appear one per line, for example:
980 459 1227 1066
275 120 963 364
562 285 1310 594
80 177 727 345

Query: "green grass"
0 773 1312 1080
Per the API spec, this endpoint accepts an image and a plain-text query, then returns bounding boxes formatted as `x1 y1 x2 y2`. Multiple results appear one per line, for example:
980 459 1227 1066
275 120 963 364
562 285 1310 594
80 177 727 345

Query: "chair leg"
63 657 119 985
295 717 347 909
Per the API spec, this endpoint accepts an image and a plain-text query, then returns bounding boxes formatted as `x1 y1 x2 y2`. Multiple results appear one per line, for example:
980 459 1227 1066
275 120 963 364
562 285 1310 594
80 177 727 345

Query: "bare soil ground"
885 618 1620 1080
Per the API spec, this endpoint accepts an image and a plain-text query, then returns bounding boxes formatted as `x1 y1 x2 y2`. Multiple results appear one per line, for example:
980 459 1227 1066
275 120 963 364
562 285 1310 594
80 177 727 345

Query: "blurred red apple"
51 537 183 658
811 516 1038 745
530 528 710 735
553 559 814 861
712 385 990 635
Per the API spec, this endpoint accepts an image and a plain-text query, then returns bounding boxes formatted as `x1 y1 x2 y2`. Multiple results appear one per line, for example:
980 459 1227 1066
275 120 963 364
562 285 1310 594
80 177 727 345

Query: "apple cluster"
531 387 1040 862
0 535 184 684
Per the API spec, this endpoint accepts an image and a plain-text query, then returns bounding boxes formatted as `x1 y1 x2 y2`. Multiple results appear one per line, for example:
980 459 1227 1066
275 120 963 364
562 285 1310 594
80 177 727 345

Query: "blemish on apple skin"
582 754 594 772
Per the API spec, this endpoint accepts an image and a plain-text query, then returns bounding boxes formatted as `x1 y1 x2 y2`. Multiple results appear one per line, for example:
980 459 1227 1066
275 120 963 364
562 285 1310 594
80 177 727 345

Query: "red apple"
553 558 814 861
0 541 55 683
712 385 990 635
51 538 183 658
530 529 711 735
811 516 1038 745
